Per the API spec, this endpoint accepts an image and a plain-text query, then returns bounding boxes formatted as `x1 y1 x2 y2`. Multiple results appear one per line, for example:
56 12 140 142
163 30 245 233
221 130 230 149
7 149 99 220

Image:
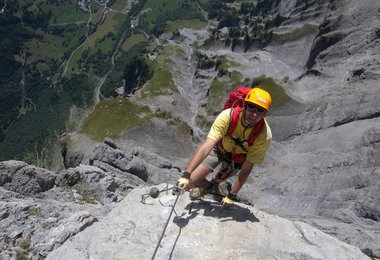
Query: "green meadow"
80 97 154 141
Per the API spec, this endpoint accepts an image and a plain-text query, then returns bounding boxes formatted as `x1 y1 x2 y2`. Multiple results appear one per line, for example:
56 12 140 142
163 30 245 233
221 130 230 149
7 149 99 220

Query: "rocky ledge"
0 139 182 259
46 184 369 260
0 137 374 259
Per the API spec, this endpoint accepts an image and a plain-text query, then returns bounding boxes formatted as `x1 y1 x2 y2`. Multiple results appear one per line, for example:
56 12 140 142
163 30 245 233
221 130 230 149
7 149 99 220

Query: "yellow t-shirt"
207 108 272 164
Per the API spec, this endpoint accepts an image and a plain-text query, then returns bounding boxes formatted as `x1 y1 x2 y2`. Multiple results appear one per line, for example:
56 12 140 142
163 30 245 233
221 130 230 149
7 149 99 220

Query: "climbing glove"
176 171 191 189
221 192 237 209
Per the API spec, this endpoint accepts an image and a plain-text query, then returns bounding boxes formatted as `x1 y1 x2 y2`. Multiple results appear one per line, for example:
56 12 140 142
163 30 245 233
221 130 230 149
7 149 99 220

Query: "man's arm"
230 159 254 195
185 109 229 173
185 137 218 173
176 137 218 190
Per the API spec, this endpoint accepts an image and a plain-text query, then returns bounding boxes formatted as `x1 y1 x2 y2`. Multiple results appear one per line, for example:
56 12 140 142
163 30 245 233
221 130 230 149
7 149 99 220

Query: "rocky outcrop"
37 211 98 253
89 141 181 185
46 185 370 260
1 137 371 259
60 133 98 169
306 30 346 69
0 161 56 195
0 140 183 259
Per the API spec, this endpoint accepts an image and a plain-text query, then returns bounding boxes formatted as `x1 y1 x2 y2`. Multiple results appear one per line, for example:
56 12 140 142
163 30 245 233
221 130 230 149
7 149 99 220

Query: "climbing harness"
141 185 184 260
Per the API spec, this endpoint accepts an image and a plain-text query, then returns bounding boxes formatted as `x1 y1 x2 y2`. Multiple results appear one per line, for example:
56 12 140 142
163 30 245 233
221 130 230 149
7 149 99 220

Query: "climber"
177 87 272 208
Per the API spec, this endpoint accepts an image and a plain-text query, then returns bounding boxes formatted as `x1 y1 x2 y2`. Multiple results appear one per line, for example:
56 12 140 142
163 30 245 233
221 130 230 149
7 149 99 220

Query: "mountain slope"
115 0 380 256
0 0 379 258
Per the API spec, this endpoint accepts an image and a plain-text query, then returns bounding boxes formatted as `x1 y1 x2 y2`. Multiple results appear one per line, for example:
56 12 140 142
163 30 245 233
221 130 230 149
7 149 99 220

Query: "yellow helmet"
244 87 272 110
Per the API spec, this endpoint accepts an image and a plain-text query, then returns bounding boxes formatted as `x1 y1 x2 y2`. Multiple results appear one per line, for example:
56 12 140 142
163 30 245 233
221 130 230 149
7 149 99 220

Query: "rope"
151 191 181 260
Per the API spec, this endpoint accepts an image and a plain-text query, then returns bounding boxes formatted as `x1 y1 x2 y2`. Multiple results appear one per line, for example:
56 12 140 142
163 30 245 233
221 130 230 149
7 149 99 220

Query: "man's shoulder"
215 108 233 122
261 118 272 140
221 108 233 116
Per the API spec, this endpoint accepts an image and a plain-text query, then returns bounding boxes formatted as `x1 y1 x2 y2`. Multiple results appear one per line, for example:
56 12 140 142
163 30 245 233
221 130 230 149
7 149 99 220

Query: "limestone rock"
37 211 98 254
60 133 98 168
0 161 56 195
46 185 369 260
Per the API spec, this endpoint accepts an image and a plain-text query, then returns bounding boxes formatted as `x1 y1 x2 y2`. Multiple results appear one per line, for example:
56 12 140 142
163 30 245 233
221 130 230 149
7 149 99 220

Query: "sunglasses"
245 103 266 114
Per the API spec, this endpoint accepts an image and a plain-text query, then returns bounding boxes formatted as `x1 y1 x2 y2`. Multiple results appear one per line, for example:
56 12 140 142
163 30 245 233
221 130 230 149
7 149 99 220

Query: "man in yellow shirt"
177 87 272 208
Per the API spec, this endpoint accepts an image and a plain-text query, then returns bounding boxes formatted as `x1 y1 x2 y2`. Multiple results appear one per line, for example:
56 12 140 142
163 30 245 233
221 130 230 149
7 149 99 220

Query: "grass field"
110 0 129 11
23 22 87 72
89 1 102 24
80 97 154 140
137 44 184 98
48 1 88 24
142 0 182 24
25 38 61 61
166 19 207 32
83 12 125 49
122 33 147 52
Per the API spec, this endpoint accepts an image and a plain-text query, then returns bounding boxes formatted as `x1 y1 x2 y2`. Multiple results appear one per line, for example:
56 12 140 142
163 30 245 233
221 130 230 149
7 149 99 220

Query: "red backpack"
223 86 252 110
218 87 265 164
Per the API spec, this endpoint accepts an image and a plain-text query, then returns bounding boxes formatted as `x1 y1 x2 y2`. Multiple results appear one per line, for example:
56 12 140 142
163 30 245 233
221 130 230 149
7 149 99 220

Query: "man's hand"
221 193 237 209
176 171 191 189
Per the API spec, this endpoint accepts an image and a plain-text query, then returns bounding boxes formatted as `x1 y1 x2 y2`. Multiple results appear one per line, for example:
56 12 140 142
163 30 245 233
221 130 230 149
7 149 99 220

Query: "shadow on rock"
173 199 260 228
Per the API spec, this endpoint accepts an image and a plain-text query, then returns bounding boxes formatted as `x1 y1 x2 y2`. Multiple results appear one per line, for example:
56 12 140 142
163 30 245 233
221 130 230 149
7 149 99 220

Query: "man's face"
244 102 266 126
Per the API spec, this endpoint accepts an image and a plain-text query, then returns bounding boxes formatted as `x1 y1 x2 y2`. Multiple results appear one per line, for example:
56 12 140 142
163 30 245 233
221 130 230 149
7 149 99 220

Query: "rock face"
139 0 380 257
160 0 378 257
244 120 380 256
1 0 380 259
46 185 369 260
0 161 56 195
236 0 380 258
60 133 99 169
0 140 183 259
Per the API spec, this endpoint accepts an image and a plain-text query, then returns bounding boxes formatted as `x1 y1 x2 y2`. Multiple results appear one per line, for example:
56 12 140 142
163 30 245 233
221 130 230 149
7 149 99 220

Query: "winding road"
56 0 135 104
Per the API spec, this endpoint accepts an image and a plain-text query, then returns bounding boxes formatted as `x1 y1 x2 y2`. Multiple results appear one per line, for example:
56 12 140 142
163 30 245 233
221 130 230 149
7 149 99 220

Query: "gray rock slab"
47 185 369 260
0 161 56 195
243 117 380 256
37 211 98 253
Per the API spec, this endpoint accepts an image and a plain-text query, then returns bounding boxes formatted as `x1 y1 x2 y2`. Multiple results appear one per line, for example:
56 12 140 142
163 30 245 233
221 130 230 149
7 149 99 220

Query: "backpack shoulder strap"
247 117 265 146
226 107 242 137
